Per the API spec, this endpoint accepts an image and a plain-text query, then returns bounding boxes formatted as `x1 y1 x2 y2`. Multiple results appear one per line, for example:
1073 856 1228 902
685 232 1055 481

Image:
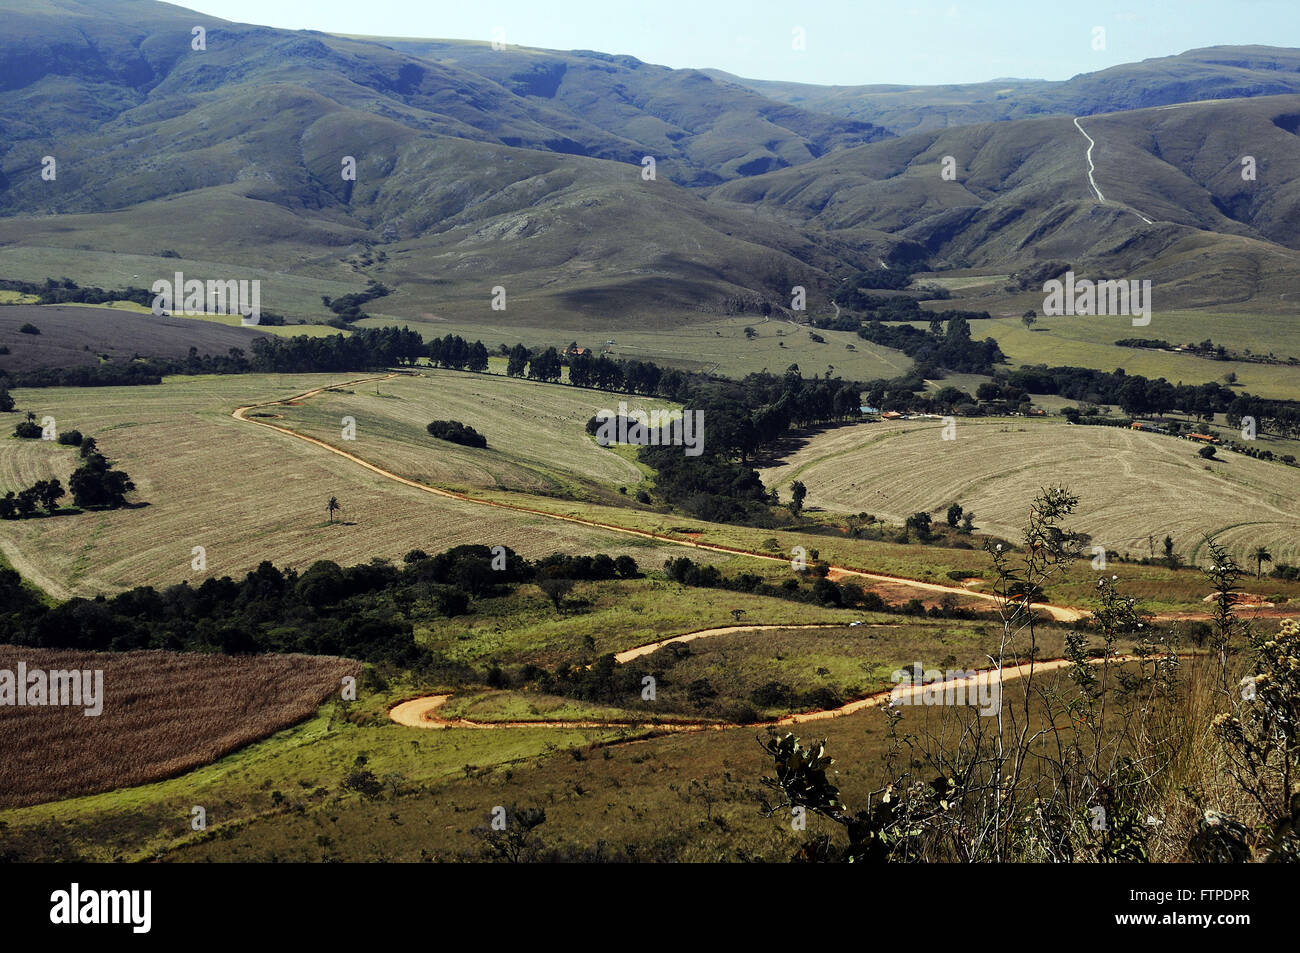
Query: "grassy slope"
758 416 1300 566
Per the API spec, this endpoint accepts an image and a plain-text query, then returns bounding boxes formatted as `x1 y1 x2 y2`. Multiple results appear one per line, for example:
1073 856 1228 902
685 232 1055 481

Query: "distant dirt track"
389 649 1164 732
232 374 1087 623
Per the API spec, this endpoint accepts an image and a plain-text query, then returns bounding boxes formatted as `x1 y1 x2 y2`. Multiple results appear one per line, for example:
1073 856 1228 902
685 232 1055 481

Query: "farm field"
926 303 1300 402
244 374 1300 615
0 373 697 599
0 304 271 372
757 416 1300 566
0 647 358 809
269 367 674 498
359 311 913 380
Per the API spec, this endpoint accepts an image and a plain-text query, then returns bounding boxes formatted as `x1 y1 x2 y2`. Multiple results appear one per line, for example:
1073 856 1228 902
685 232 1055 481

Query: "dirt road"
389 651 1150 732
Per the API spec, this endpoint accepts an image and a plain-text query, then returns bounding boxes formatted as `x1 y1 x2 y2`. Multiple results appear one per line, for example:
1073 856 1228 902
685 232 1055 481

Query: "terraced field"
758 416 1300 565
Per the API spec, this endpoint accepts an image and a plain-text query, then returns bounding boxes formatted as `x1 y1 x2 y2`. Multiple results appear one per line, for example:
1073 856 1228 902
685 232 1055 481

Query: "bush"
426 419 487 448
56 430 83 447
1198 445 1217 459
18 323 40 335
13 420 41 439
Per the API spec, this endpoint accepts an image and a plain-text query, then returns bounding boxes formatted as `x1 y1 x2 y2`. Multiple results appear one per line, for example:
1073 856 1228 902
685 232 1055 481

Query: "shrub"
56 430 83 447
18 323 40 335
426 419 487 448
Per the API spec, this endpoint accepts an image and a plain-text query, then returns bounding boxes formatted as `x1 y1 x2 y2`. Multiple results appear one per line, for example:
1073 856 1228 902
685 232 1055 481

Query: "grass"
127 668 1117 862
0 373 697 599
361 311 912 380
412 576 864 666
272 367 676 499
925 289 1300 402
758 415 1300 568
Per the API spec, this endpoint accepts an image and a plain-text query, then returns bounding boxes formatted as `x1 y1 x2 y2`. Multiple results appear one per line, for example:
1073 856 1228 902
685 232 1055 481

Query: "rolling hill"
0 0 1296 337
709 46 1300 133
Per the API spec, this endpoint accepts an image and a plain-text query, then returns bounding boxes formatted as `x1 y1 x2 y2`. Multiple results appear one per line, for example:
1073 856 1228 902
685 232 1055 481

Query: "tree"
69 452 134 508
0 388 13 412
14 488 38 518
946 502 963 527
789 480 807 516
960 511 975 534
538 577 575 613
1021 310 1037 330
35 479 63 513
1252 545 1273 578
506 344 529 378
905 511 933 541
473 805 547 862
1199 445 1217 460
327 496 340 524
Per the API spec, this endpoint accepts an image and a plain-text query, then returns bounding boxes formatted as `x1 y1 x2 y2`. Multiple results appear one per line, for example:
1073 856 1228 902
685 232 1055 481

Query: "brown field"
0 304 270 371
0 646 359 808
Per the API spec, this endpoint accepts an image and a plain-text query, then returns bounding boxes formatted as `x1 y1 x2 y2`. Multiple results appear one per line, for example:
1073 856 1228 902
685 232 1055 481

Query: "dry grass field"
758 416 1300 565
270 368 673 495
0 646 359 808
0 374 686 599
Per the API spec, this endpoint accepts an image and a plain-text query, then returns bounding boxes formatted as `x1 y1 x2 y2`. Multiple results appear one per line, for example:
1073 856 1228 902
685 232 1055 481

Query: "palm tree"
1252 545 1273 578
327 496 340 524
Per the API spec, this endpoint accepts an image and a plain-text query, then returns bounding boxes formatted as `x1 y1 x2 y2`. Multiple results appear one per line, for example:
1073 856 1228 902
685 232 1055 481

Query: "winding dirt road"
1073 116 1154 225
389 649 1146 732
232 374 1086 623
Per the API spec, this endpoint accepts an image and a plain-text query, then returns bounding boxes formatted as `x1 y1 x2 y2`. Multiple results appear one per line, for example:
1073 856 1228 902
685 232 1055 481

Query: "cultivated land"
0 646 358 809
0 304 271 371
358 310 914 380
268 367 673 497
0 373 697 599
758 416 1300 566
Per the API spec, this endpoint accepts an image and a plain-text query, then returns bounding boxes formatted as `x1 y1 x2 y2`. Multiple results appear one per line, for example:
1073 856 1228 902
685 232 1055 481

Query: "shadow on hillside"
750 419 874 468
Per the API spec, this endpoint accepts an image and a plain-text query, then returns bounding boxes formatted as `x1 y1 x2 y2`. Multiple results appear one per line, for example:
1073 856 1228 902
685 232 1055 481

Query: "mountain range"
1 0 1298 330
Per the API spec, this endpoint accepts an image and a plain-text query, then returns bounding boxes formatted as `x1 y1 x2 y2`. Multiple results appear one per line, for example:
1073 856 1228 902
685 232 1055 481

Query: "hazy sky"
183 1 1300 86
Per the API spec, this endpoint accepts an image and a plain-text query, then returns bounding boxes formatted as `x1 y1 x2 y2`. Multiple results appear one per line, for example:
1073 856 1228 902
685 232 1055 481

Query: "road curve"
390 652 1159 732
232 374 1087 622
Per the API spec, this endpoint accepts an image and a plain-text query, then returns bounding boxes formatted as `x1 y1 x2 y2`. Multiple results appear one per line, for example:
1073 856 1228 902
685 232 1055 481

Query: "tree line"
0 545 640 668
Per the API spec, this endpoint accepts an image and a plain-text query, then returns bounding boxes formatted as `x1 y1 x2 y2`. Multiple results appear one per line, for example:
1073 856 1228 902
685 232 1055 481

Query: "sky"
183 0 1300 86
